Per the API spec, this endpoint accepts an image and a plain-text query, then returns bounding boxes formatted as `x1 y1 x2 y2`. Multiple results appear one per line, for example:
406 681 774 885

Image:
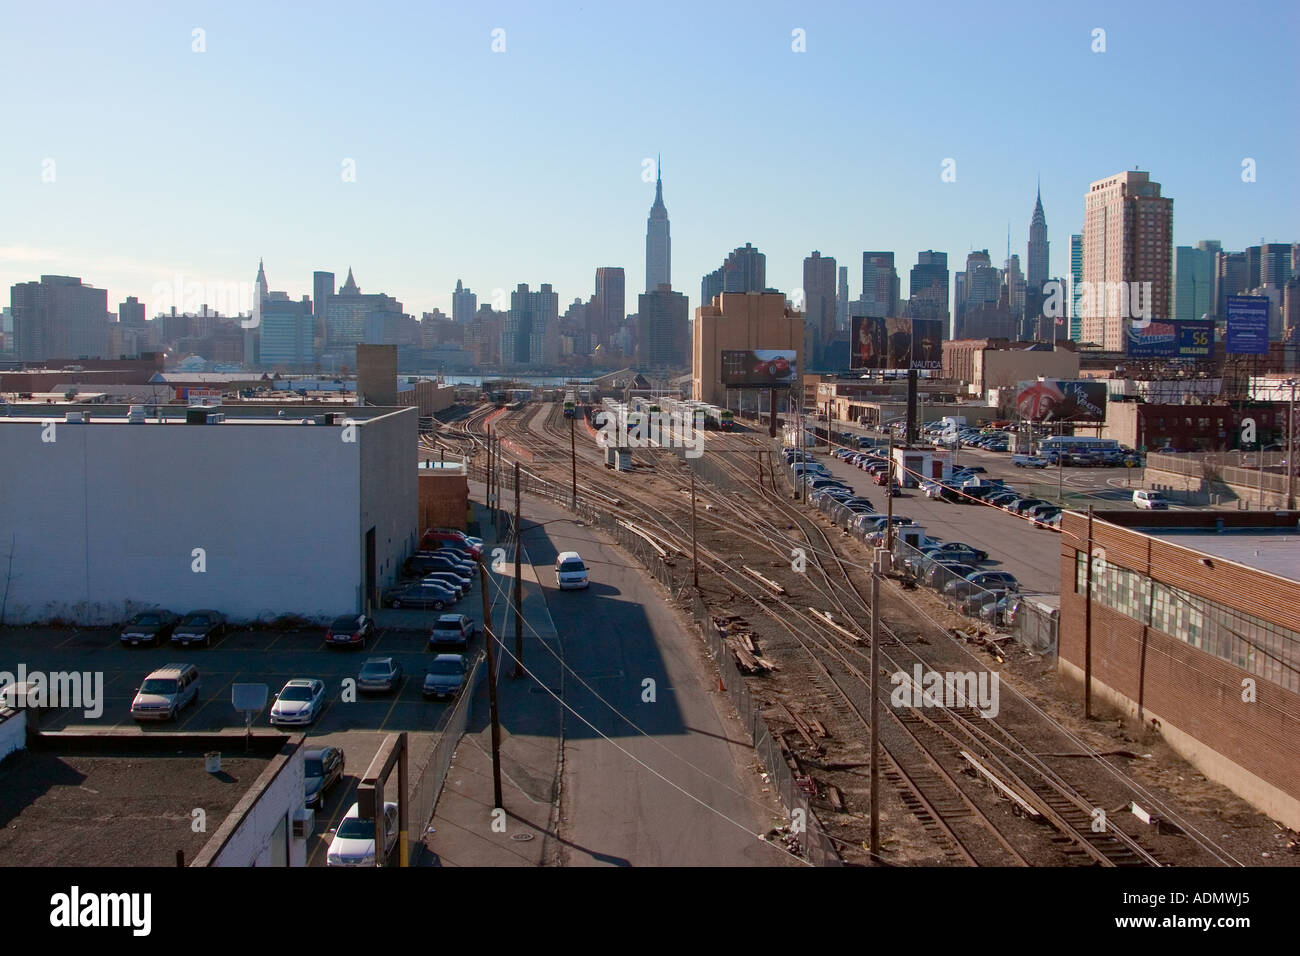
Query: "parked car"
945 571 1021 599
924 562 980 591
1011 455 1049 468
327 801 399 867
1133 489 1170 510
269 678 327 726
960 587 1011 617
928 541 989 562
429 613 477 648
422 653 470 700
987 491 1020 507
1008 498 1049 515
304 746 345 810
1026 503 1061 520
171 610 226 648
1039 512 1064 530
385 581 459 610
423 548 477 570
404 554 474 580
357 657 402 693
420 530 483 558
421 571 469 597
326 614 375 648
130 664 200 722
978 593 1014 624
119 609 179 647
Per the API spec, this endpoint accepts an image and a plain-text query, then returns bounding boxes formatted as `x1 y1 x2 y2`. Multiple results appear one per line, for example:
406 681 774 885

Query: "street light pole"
1287 380 1296 510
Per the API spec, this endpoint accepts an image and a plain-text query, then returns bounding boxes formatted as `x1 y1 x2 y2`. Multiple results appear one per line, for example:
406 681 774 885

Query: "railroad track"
459 402 1201 866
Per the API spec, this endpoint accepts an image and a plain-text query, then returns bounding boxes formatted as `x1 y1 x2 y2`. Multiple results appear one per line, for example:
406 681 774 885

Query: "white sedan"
269 678 326 726
327 801 399 866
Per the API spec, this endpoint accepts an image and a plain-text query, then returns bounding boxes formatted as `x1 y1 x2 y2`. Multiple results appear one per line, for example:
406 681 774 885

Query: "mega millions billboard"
1126 320 1215 359
851 317 942 370
1015 379 1107 422
720 349 798 387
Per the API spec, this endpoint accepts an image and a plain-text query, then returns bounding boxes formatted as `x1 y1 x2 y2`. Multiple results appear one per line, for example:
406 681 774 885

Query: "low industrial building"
1057 509 1300 829
0 403 418 623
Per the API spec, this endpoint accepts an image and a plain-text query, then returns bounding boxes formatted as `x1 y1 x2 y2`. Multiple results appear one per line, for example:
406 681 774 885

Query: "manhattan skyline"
3 0 1297 318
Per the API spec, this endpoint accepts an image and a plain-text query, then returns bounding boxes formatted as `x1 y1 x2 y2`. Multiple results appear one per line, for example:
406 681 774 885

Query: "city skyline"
4 2 1296 320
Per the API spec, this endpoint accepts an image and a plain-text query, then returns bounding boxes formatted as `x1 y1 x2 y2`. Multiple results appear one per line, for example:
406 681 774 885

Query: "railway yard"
426 400 1296 868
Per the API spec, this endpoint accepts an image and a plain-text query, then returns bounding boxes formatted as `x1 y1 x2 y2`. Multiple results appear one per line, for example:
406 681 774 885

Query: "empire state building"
645 157 671 292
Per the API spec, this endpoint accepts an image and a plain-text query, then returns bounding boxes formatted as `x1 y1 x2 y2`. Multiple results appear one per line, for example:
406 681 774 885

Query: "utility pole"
513 461 523 679
691 467 699 588
868 546 886 863
486 423 493 513
477 558 504 810
570 414 577 509
1084 505 1094 720
1288 380 1296 510
886 432 895 551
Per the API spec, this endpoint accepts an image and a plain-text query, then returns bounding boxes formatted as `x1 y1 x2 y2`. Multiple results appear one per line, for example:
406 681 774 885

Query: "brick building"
1058 509 1300 828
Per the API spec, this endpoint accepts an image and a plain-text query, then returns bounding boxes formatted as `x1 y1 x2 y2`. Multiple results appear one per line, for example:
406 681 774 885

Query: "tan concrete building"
943 340 1080 398
1082 170 1173 351
693 292 803 405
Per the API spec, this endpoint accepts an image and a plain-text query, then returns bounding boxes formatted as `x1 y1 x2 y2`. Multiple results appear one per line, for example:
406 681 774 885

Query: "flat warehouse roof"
1144 529 1300 582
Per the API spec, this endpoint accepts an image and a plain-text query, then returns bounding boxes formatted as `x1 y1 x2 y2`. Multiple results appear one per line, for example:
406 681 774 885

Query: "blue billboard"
1225 296 1270 354
1176 320 1214 358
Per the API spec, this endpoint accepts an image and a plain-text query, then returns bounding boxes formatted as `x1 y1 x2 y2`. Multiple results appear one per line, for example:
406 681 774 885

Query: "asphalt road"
520 498 794 866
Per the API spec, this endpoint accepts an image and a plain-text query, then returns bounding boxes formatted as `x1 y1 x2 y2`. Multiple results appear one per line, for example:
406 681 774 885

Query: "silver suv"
130 664 200 722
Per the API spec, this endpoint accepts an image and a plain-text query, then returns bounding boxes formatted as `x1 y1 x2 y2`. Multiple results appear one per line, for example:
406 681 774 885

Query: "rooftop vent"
64 411 84 424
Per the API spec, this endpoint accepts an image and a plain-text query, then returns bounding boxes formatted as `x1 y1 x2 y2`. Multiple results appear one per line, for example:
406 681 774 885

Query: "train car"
563 390 577 419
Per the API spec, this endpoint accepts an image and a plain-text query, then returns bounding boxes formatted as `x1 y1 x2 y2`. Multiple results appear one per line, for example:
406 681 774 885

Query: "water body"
417 374 595 387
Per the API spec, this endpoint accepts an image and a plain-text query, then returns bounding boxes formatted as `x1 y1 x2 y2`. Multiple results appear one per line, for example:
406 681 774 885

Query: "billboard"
851 317 942 370
1126 320 1215 359
720 349 797 387
1225 295 1270 354
1015 379 1107 422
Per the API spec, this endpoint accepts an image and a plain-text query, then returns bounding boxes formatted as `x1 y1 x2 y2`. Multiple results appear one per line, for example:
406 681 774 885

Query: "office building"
858 252 899 318
313 271 335 322
118 296 146 328
1027 187 1049 291
637 283 690 369
259 295 316 369
645 159 671 293
1215 251 1250 318
324 268 404 348
701 243 767 306
9 275 111 362
1173 245 1216 322
908 251 949 332
452 279 477 325
592 267 625 351
803 251 837 371
836 266 849 333
1082 169 1174 350
502 283 559 367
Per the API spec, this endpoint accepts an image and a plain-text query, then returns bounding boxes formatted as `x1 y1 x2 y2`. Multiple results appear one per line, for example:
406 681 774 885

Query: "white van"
1133 489 1170 510
130 664 201 721
555 551 590 590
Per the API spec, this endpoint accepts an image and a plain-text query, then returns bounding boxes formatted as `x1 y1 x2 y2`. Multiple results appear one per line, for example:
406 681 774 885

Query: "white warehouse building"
0 404 418 624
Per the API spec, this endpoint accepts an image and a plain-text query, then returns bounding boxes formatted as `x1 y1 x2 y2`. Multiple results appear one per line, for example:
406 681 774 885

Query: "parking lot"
0 592 498 866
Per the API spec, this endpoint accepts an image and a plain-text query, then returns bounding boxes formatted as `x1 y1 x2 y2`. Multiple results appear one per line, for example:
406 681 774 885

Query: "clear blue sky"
3 0 1297 319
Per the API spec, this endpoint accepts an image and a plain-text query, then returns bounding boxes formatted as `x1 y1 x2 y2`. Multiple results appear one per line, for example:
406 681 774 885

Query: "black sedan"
304 746 345 810
119 610 179 646
171 610 226 647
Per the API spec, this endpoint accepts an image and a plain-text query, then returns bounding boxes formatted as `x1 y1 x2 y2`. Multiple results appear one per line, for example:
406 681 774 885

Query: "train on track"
563 390 577 419
656 396 734 431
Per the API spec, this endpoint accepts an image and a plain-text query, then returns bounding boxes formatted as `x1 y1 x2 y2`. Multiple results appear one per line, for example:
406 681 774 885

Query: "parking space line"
379 676 409 730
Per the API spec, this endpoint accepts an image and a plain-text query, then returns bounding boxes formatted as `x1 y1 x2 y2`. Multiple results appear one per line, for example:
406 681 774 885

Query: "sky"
3 0 1298 321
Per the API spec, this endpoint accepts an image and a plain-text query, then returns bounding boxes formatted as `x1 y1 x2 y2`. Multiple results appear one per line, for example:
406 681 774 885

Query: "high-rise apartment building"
1081 169 1173 350
645 159 670 294
118 296 146 328
802 251 837 370
9 275 110 362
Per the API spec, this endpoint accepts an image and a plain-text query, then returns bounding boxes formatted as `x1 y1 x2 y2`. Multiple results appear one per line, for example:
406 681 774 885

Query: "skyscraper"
836 266 849 333
1173 245 1216 322
255 259 269 306
701 243 767 304
1082 169 1173 350
503 283 560 367
1004 254 1026 323
592 267 625 351
1215 251 1249 318
9 275 110 362
1069 234 1084 341
637 284 690 368
645 157 670 294
802 251 837 371
1027 186 1049 290
1260 243 1293 288
452 279 477 325
908 250 949 333
313 271 335 322
859 252 899 317
260 295 316 369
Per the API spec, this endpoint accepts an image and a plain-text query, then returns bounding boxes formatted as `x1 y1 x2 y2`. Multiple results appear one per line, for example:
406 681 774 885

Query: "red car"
419 530 482 558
